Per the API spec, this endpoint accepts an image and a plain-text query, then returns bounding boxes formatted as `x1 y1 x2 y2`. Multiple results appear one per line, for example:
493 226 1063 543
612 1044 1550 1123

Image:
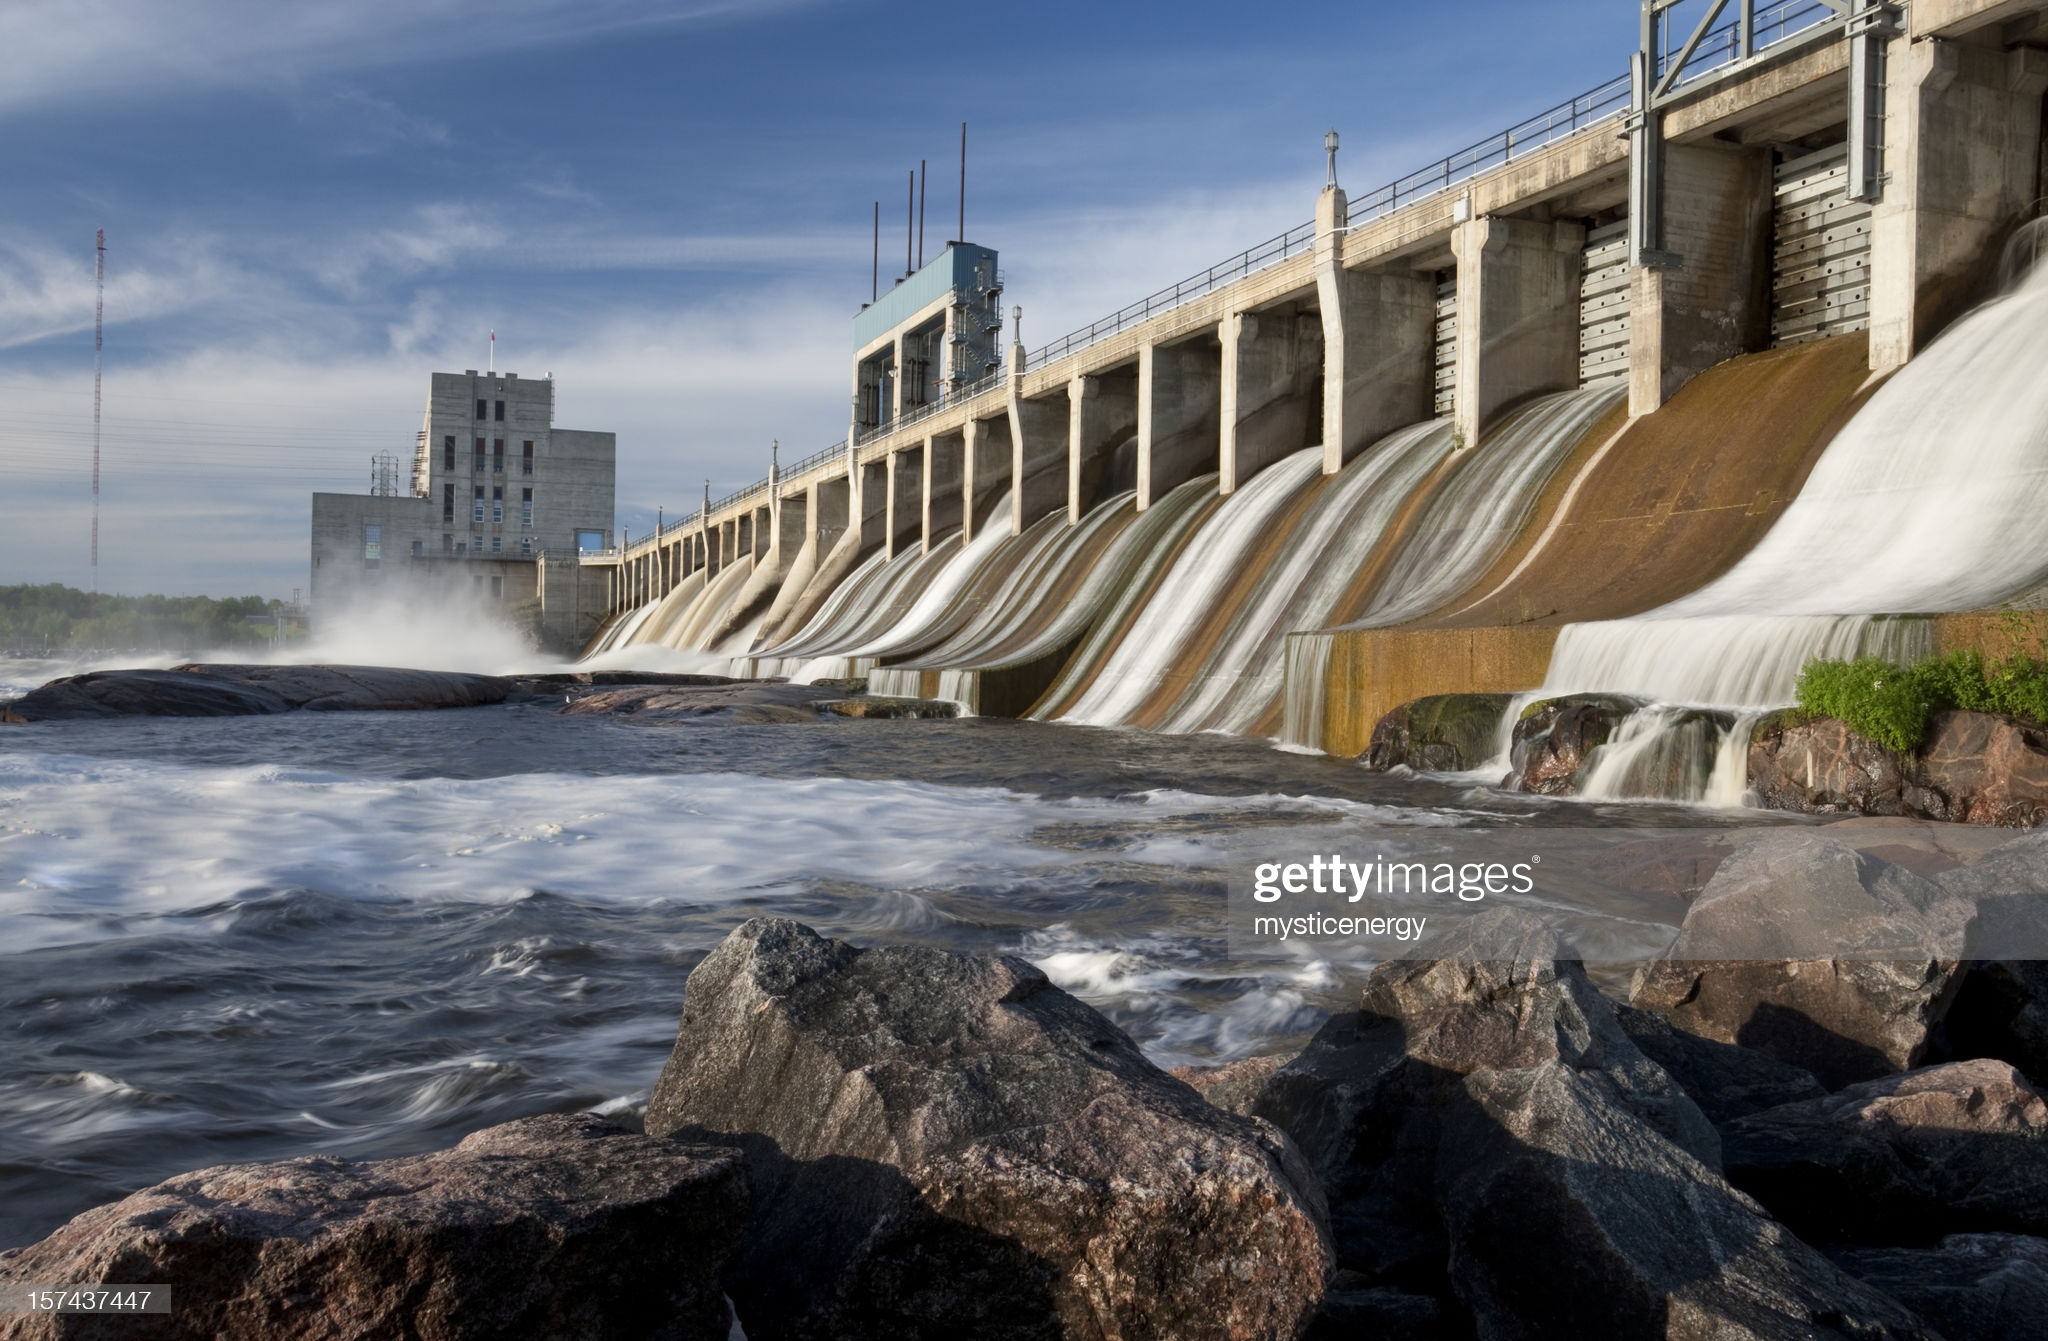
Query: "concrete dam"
584 0 2048 793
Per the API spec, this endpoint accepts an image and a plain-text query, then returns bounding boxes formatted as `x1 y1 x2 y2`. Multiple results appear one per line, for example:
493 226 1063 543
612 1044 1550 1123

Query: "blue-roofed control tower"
851 243 1002 444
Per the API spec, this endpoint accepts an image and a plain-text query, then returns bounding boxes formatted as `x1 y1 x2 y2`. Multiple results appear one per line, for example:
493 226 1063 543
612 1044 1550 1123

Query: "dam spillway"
582 0 2048 797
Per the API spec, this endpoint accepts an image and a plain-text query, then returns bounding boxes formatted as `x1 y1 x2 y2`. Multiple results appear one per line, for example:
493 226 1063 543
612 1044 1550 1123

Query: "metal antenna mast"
92 228 104 596
957 123 966 243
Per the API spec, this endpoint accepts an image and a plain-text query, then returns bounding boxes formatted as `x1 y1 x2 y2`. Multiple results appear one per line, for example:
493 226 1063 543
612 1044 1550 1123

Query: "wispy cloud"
0 0 830 113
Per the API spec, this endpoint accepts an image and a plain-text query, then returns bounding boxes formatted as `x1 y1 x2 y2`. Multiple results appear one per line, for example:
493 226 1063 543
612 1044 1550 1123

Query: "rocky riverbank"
0 664 956 726
1368 690 2048 825
8 828 2048 1338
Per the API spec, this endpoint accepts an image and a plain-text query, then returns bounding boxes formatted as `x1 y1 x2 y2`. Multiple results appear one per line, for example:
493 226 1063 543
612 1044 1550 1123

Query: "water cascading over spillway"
1146 425 1457 735
1543 261 2048 709
866 494 1146 705
1276 386 1626 748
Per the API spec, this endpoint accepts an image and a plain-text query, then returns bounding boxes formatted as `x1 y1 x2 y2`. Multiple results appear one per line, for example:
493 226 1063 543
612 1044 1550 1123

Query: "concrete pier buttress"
1629 144 1773 415
1452 214 1586 447
925 431 964 547
1069 372 1138 522
962 416 1012 543
1136 337 1221 510
858 459 888 553
1314 186 1436 472
1220 309 1323 493
1008 384 1069 534
886 449 922 558
1869 34 2048 370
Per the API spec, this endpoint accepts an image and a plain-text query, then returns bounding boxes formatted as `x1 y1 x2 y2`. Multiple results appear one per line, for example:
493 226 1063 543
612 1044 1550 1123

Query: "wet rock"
0 1113 748 1341
559 681 835 720
1503 694 1642 794
1831 1234 2048 1341
1630 830 1976 1088
1748 711 1911 816
1612 1002 1829 1125
1363 693 1513 772
644 918 1329 1341
1928 835 2048 1083
2 668 294 720
1251 909 1719 1289
1 663 512 722
807 676 870 695
1748 710 2048 827
818 696 957 719
1913 711 2048 827
1168 1054 1290 1116
179 664 511 712
518 670 742 689
1441 1059 1937 1340
1720 1058 2048 1243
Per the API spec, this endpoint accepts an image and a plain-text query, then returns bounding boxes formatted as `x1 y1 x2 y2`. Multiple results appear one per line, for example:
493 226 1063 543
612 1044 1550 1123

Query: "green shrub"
1795 655 1930 752
1796 646 2048 752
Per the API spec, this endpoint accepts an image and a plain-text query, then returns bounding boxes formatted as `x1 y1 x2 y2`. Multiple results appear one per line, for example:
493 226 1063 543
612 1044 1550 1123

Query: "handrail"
1346 73 1634 226
1025 220 1319 369
1655 0 1840 95
859 371 1007 445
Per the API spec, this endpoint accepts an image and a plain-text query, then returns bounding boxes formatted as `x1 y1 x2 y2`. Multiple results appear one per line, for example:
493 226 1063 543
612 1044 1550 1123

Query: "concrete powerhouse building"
310 371 616 651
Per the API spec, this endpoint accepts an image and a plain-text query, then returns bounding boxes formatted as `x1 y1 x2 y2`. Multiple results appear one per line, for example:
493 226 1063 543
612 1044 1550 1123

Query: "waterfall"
841 495 1033 662
886 496 1140 671
1028 478 1226 720
1157 422 1455 735
1278 631 1335 752
1275 388 1622 747
1057 453 1326 727
1340 387 1625 629
1543 263 2048 708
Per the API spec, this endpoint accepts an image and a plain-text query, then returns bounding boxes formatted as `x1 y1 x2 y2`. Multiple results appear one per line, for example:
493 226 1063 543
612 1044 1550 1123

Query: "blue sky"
0 0 1638 598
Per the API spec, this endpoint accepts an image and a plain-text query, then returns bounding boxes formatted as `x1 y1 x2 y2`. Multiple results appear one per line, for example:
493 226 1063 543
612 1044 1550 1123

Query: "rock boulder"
1253 910 1719 1289
1831 1234 2048 1341
1 664 512 722
0 1114 749 1341
1502 694 1642 794
1630 831 1976 1088
1721 1058 2048 1243
1363 693 1513 773
644 918 1330 1341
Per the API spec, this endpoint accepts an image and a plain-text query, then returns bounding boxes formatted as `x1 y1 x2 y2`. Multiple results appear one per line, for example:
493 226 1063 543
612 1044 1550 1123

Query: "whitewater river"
0 661 1788 1249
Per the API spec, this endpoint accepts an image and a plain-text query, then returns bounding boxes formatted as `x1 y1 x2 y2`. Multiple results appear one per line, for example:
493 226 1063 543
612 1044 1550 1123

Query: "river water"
0 659 1785 1249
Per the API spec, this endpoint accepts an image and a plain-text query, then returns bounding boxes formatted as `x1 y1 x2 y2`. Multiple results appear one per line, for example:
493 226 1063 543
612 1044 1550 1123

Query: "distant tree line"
0 584 297 652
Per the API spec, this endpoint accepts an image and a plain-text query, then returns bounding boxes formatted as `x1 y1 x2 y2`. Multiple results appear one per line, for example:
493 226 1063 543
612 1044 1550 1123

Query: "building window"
473 574 484 591
492 486 503 523
577 529 604 555
442 435 455 470
521 488 533 527
522 441 533 475
490 536 502 555
491 575 504 597
473 486 485 523
443 533 453 553
476 398 487 420
494 400 505 422
442 483 454 522
492 439 504 473
519 537 532 554
411 538 423 556
457 541 467 554
473 438 485 472
362 524 381 561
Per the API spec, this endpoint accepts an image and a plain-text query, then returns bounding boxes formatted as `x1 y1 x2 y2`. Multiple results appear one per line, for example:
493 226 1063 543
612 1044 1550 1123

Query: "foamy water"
3 692 1560 1248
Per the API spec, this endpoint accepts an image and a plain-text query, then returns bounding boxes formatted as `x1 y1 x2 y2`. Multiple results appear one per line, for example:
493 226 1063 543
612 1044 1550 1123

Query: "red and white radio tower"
92 227 104 596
